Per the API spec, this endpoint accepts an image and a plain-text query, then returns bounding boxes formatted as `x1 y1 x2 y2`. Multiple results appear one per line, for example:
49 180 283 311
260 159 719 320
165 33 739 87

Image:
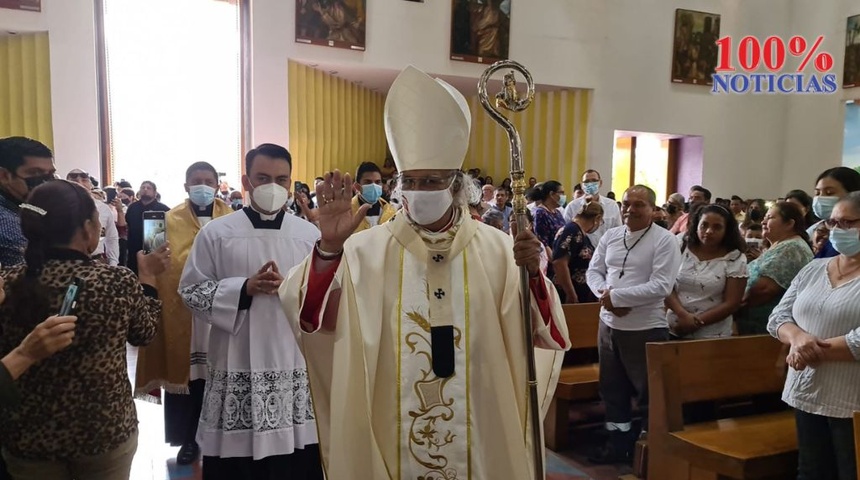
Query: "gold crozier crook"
477 61 542 480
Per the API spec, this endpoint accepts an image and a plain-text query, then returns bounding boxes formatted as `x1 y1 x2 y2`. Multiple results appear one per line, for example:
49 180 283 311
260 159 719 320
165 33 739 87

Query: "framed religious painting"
450 0 511 65
845 14 860 88
0 0 40 11
295 0 366 51
671 9 721 86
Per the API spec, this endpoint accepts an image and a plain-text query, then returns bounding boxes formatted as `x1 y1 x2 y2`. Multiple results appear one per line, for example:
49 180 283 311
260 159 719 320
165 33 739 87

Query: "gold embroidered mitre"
384 66 472 172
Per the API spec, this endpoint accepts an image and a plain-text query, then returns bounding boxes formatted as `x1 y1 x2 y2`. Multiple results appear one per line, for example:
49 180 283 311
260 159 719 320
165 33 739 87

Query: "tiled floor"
129 398 625 480
127 347 624 480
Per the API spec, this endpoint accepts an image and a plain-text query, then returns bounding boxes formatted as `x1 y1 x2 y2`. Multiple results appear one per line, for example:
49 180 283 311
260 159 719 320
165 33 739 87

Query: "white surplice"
281 210 570 480
179 208 320 460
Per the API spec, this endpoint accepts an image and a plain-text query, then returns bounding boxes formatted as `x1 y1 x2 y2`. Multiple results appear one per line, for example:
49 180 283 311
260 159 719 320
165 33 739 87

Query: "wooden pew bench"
544 302 601 451
647 335 797 480
854 411 860 480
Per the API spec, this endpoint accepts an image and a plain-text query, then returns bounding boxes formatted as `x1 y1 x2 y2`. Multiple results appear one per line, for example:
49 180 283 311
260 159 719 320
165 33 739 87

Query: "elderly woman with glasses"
768 192 860 480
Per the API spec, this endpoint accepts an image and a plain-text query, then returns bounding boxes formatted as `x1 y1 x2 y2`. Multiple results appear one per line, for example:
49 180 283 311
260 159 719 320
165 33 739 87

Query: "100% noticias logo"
712 35 837 94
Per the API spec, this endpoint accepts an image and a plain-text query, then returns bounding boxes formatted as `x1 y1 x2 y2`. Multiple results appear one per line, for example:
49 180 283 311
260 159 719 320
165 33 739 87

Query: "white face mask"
251 182 289 213
402 189 454 225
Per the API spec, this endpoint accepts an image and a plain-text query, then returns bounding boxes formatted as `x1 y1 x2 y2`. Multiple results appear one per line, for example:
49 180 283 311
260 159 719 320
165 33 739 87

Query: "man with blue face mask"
563 169 622 246
135 161 233 467
351 161 396 233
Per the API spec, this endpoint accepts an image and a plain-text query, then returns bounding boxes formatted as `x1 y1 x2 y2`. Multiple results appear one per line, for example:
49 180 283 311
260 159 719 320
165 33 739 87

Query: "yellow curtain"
464 89 590 190
288 60 386 184
0 32 53 148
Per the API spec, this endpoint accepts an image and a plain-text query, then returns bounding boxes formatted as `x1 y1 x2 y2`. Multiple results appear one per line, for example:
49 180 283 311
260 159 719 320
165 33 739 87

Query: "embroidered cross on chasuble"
389 210 474 478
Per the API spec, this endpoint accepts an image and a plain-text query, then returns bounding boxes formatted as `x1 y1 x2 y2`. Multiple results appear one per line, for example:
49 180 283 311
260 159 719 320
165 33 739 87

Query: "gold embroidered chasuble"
281 211 569 479
135 198 234 395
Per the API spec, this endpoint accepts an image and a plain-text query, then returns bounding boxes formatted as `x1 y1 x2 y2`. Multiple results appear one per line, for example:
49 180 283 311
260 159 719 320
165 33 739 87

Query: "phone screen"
143 211 167 254
294 181 302 194
59 278 84 315
746 238 763 249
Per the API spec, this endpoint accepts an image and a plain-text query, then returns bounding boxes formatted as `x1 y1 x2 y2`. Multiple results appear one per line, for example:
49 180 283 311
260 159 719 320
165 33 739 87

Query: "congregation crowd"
0 66 859 480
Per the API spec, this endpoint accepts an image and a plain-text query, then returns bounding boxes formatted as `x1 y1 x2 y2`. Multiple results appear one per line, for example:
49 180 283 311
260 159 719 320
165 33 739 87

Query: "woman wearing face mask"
532 181 567 250
665 205 748 339
551 201 603 303
767 192 860 480
133 162 233 466
810 167 860 259
0 180 169 480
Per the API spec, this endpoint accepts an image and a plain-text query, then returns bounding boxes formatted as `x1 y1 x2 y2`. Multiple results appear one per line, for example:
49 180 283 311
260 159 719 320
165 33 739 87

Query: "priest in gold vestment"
134 162 233 464
281 66 570 480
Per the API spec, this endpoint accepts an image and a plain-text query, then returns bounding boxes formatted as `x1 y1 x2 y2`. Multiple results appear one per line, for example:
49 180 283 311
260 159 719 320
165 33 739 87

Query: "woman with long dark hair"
665 205 748 338
0 180 169 479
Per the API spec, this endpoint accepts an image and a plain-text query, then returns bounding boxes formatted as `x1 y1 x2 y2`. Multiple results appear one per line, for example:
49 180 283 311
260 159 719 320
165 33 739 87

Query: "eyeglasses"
67 172 89 179
824 218 860 229
399 174 456 191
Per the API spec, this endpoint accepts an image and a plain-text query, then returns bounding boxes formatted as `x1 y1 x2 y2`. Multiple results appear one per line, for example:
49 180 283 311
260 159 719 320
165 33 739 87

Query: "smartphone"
106 188 117 204
294 181 302 194
746 238 763 249
143 211 166 254
59 277 85 315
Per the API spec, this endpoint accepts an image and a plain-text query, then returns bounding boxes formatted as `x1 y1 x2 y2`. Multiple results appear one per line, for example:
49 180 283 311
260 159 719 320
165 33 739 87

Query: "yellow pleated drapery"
288 61 386 185
0 32 53 148
464 89 591 190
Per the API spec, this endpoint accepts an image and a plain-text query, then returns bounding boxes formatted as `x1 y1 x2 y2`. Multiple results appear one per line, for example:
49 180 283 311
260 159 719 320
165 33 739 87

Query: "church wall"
1 0 857 200
287 60 386 185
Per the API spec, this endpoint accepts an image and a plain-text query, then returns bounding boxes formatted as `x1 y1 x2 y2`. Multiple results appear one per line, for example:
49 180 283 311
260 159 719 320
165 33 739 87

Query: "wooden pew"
854 411 860 480
544 302 601 451
647 335 796 480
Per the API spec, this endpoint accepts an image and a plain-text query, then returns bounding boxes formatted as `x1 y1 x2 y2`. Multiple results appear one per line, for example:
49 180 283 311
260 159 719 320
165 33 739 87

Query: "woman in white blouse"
665 205 748 339
768 192 860 480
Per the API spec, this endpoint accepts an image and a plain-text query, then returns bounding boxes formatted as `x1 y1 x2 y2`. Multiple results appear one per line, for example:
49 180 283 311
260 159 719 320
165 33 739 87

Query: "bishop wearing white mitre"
281 66 571 480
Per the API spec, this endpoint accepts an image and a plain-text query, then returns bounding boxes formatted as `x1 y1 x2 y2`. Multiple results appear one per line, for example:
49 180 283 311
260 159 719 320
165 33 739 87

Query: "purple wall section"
675 136 703 195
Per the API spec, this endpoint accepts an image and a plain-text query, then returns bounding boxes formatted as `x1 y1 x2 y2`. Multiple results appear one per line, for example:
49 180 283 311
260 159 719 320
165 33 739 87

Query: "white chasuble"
281 210 569 480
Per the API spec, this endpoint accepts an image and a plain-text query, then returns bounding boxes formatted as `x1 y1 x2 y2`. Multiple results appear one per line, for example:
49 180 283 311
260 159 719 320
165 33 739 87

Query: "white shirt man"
563 169 621 246
585 185 681 464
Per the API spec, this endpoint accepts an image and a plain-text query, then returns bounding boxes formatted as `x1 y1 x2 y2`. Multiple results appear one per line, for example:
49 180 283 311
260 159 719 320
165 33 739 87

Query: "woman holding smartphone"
0 180 169 480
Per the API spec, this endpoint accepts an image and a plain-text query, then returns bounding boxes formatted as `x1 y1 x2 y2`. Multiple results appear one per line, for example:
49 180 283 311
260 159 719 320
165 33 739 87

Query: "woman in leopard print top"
0 180 169 479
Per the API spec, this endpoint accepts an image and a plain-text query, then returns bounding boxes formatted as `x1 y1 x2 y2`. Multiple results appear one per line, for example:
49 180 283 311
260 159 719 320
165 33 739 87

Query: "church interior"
1 0 860 479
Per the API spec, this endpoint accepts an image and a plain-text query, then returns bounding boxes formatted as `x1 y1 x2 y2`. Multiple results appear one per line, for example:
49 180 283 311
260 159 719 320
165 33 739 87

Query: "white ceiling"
296 60 574 97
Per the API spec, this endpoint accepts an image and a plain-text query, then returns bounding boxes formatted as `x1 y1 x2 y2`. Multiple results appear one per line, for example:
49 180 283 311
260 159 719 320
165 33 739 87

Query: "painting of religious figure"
0 0 40 11
450 0 511 65
296 0 366 51
671 9 720 86
844 14 860 88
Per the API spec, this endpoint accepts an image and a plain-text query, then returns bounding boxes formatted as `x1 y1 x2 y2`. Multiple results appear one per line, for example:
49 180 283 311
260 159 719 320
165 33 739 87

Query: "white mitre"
384 66 472 172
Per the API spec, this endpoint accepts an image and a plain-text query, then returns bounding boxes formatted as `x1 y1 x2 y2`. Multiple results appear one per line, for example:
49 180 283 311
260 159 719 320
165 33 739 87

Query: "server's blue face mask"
361 183 382 204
